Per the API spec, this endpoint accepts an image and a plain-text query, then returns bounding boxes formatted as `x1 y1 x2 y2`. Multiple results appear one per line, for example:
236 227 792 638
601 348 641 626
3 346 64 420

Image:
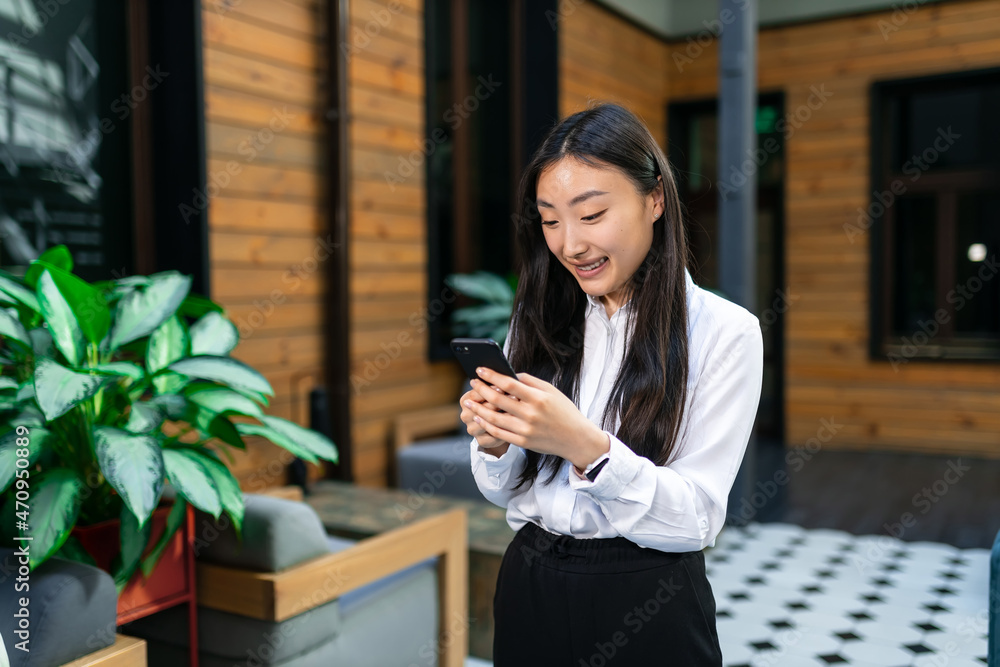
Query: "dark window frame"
667 92 787 445
424 0 558 362
869 67 1000 363
0 0 209 291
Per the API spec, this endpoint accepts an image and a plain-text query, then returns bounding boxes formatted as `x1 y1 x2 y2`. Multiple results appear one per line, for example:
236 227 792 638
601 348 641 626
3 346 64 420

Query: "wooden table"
60 635 146 666
305 480 516 660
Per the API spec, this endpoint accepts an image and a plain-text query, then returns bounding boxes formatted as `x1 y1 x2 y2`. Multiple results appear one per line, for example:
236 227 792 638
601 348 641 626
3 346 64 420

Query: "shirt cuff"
568 432 644 500
473 440 514 463
471 438 524 487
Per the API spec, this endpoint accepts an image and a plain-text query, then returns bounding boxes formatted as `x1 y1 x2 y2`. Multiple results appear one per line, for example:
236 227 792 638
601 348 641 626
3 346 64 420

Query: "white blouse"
469 268 764 552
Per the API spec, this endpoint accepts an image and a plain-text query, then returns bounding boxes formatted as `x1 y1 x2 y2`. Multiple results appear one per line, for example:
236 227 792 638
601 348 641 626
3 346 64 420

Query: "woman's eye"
582 209 607 222
541 220 558 227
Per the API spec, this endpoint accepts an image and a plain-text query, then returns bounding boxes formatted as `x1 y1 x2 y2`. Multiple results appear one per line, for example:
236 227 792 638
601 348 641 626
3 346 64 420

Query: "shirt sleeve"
470 439 528 508
468 333 528 508
567 310 764 552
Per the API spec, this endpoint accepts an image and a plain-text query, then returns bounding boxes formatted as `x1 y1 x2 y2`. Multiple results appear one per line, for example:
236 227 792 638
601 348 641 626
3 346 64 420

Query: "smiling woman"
537 160 665 318
458 103 764 666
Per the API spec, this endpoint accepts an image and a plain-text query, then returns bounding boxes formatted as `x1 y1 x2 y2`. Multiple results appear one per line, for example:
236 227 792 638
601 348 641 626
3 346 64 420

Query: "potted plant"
445 270 516 346
0 246 338 612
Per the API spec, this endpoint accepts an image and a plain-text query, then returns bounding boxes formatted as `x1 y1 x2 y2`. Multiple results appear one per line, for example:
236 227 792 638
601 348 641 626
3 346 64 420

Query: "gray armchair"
393 381 483 501
123 492 468 667
0 548 146 666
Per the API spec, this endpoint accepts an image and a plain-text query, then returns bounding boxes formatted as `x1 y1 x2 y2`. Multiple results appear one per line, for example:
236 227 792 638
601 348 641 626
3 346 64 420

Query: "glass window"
891 195 937 335
874 69 1000 360
426 0 552 360
0 0 132 280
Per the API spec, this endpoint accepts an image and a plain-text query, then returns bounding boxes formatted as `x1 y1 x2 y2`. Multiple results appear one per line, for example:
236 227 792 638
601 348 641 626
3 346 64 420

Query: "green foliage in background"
0 247 338 590
445 271 516 345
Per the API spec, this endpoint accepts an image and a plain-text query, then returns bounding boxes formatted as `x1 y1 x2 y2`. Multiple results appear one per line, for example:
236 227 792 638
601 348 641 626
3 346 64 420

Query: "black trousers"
493 521 722 667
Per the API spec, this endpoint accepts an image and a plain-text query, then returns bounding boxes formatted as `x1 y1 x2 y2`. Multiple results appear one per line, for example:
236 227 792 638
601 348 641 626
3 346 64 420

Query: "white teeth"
579 258 606 271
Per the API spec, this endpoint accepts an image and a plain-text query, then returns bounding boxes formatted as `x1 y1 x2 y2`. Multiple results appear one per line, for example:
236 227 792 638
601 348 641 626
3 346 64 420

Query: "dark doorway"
667 94 786 452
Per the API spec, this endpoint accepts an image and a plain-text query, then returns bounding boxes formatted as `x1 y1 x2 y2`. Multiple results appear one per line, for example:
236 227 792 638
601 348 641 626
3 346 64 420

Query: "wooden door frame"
667 93 787 445
324 0 353 481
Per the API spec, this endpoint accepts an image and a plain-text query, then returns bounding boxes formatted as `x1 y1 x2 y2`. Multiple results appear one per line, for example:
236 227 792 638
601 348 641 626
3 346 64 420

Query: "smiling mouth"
576 257 607 271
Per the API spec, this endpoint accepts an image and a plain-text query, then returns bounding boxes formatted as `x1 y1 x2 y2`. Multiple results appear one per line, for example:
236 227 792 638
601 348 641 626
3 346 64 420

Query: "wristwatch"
576 452 610 482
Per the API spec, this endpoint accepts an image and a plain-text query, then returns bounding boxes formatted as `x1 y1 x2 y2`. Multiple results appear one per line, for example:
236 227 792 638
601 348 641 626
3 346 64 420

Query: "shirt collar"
585 267 694 312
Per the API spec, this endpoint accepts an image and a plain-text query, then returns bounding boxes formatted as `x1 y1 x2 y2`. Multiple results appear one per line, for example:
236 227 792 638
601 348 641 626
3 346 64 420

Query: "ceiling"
599 0 952 39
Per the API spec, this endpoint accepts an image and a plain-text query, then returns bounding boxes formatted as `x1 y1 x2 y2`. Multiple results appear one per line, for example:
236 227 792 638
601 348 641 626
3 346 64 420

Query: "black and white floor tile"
465 522 991 667
707 522 991 667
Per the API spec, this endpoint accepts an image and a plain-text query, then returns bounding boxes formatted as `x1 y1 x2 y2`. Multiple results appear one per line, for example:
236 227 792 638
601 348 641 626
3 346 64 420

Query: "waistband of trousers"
511 520 701 573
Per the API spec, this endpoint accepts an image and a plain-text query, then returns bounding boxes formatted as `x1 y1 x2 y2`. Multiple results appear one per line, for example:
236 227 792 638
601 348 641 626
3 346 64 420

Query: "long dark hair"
507 103 690 490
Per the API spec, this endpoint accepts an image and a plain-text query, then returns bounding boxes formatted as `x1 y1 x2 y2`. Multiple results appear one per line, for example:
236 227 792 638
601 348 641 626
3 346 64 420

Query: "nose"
562 223 590 260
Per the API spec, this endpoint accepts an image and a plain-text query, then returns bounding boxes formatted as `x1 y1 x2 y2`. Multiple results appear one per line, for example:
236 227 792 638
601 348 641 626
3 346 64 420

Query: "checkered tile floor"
466 522 991 666
707 522 991 666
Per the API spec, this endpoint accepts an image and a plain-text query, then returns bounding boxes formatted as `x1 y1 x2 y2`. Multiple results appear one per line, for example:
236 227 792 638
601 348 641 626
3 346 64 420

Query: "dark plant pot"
71 502 195 625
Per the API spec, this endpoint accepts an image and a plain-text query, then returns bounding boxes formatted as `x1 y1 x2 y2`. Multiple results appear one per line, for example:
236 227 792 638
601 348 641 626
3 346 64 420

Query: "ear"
650 174 665 221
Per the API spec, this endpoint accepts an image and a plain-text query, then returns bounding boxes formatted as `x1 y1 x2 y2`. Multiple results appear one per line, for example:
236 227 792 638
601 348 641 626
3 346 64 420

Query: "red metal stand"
74 503 199 666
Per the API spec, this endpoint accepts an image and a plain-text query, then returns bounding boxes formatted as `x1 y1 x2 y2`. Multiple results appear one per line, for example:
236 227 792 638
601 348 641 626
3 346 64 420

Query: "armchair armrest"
59 635 146 666
255 484 305 502
392 405 464 485
394 405 462 452
196 508 468 667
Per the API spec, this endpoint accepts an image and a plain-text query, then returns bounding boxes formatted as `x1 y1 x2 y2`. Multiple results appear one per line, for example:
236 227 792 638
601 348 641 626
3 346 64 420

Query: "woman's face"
536 157 664 315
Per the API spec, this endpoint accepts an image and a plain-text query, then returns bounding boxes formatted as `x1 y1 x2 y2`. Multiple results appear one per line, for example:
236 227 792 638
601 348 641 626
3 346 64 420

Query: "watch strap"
583 453 610 482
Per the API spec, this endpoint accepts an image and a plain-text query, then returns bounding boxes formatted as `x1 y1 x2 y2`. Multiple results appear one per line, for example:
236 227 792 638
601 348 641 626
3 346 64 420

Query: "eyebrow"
537 189 608 208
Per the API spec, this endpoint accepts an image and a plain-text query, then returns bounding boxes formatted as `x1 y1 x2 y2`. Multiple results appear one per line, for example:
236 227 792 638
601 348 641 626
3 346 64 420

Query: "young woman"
460 103 763 666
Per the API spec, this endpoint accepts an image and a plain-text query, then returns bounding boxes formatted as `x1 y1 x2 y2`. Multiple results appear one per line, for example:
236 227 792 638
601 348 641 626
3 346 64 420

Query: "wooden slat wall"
346 0 466 486
201 0 329 487
558 2 670 147
665 0 1000 457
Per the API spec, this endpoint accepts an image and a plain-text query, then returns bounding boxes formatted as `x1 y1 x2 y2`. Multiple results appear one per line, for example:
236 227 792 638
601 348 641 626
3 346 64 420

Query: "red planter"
72 502 199 665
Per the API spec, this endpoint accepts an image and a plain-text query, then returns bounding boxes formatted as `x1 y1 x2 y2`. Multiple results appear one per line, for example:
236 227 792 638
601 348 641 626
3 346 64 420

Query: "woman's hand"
459 384 511 451
464 367 610 470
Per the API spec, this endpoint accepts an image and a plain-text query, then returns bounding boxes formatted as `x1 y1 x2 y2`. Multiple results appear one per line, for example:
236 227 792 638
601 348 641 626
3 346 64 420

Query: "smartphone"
450 337 517 382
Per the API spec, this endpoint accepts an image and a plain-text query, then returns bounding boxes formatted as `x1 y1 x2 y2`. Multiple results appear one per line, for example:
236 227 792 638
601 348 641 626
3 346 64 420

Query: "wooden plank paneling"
666 0 1000 457
201 2 328 490
205 86 321 135
558 2 670 148
344 0 467 485
203 0 321 38
202 11 321 69
203 46 319 105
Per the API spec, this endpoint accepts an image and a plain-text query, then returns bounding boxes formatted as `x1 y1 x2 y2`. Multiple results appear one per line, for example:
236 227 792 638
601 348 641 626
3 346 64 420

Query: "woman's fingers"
470 408 522 446
464 395 523 437
470 379 523 414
